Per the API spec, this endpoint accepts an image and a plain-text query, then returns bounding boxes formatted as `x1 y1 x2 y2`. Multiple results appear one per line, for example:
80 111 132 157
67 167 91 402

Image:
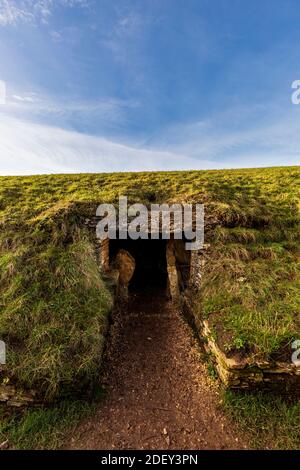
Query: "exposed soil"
65 290 247 450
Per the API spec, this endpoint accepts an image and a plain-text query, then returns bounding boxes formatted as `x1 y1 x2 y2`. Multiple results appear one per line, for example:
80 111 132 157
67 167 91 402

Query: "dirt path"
66 291 247 450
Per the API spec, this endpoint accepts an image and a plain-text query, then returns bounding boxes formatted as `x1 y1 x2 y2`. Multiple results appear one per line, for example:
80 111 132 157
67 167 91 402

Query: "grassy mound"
0 202 113 399
0 166 299 397
199 208 300 356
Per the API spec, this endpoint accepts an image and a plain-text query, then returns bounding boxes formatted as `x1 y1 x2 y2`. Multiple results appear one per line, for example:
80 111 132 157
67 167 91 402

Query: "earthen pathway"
66 291 247 450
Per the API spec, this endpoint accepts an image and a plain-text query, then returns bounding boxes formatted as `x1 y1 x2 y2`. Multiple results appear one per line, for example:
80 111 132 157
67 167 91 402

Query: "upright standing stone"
166 239 180 301
115 249 136 300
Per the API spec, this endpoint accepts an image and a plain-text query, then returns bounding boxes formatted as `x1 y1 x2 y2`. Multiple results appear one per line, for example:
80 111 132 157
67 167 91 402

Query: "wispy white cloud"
0 0 32 25
0 0 90 26
0 85 299 175
99 7 150 66
149 104 300 167
12 94 36 103
4 89 139 130
0 108 298 176
49 29 62 42
0 115 202 175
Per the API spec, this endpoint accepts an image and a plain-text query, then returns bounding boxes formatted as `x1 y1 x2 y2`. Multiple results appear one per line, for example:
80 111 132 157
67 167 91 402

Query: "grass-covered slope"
0 202 113 399
0 166 299 397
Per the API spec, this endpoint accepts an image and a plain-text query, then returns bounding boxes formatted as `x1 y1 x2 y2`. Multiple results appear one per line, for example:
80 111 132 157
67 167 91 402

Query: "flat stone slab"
202 320 300 392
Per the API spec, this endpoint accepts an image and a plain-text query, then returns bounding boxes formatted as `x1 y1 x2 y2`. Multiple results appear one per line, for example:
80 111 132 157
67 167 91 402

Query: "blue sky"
0 0 299 174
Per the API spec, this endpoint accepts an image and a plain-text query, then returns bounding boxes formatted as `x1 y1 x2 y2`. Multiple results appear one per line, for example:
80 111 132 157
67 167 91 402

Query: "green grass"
2 392 298 450
222 390 300 449
0 166 299 399
0 201 113 399
2 393 299 450
0 400 96 449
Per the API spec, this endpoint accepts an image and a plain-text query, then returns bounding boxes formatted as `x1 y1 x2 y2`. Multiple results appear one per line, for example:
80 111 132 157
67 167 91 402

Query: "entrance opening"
109 238 168 292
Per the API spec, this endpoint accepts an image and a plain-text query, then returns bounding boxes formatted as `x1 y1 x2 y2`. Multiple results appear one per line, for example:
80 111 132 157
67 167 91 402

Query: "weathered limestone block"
99 238 110 272
0 384 37 407
183 247 300 392
189 245 209 289
115 249 135 300
166 240 180 301
203 321 249 370
0 384 15 401
202 320 300 392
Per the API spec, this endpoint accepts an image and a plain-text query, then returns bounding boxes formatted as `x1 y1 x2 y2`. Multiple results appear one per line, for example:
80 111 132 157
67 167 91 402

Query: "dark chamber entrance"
109 238 168 291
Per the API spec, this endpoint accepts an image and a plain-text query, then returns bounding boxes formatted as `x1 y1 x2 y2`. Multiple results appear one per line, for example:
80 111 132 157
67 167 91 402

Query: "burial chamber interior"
107 235 191 297
109 238 168 291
